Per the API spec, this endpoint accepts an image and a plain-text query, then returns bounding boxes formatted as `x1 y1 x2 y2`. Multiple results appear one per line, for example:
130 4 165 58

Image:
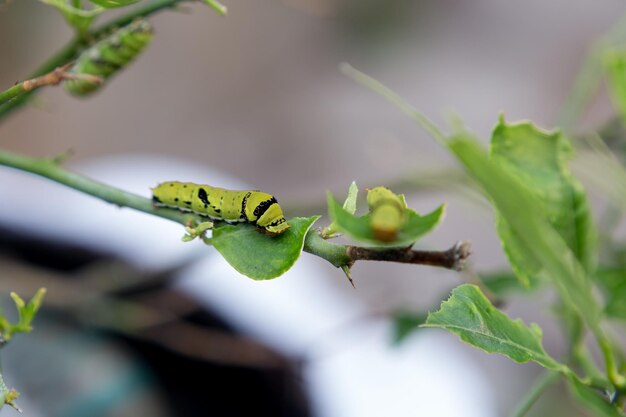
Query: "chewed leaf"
448 137 599 322
491 117 596 285
424 284 570 373
327 193 445 247
212 216 319 280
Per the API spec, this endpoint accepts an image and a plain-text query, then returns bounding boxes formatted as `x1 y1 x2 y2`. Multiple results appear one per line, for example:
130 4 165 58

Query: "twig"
0 149 469 272
346 240 470 270
0 64 102 107
339 63 448 146
510 371 559 417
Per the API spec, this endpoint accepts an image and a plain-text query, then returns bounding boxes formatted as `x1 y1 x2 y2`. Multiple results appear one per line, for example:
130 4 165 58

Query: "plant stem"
0 39 82 120
0 149 470 272
91 0 191 37
303 231 351 267
597 329 626 389
0 84 25 108
510 371 559 417
0 0 191 122
0 150 194 225
0 64 101 107
340 63 448 146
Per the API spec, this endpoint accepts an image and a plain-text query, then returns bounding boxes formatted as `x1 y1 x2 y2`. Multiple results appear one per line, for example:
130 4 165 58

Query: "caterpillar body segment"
64 19 153 96
152 181 290 236
366 186 407 242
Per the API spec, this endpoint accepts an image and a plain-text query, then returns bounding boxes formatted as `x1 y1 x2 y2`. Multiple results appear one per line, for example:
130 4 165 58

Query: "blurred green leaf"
0 289 46 342
424 284 570 372
491 117 596 285
594 267 626 320
391 310 427 345
567 377 625 417
448 136 600 324
604 48 626 124
343 181 359 215
327 193 445 247
321 181 358 238
212 216 319 280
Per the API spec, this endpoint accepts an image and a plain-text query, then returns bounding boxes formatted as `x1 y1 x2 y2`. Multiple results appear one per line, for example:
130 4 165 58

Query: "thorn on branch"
341 265 356 288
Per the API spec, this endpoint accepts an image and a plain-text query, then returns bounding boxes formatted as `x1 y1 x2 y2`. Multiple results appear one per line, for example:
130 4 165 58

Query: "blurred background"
1 0 625 416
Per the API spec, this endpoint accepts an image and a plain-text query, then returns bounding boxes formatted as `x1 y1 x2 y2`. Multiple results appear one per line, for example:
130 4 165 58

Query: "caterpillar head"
246 192 290 236
260 217 290 236
257 203 290 236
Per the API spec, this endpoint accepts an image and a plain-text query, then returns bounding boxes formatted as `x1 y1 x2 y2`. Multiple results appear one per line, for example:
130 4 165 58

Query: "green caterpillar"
152 181 290 236
367 186 407 242
64 19 153 96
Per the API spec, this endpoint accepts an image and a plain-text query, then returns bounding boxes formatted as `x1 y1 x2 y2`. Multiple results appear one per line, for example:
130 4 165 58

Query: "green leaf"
88 0 141 8
604 48 626 124
343 181 359 215
448 136 600 324
491 116 596 285
212 216 319 280
594 267 626 320
327 193 445 247
21 288 46 325
567 377 625 417
424 284 569 373
391 310 427 345
321 181 358 238
1 289 46 342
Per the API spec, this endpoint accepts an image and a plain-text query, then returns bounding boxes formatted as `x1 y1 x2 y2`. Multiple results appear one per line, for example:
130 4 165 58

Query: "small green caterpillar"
64 19 153 96
367 186 407 242
152 181 290 236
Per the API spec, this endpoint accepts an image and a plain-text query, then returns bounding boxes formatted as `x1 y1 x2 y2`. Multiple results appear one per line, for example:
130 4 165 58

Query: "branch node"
450 240 471 271
340 265 356 288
